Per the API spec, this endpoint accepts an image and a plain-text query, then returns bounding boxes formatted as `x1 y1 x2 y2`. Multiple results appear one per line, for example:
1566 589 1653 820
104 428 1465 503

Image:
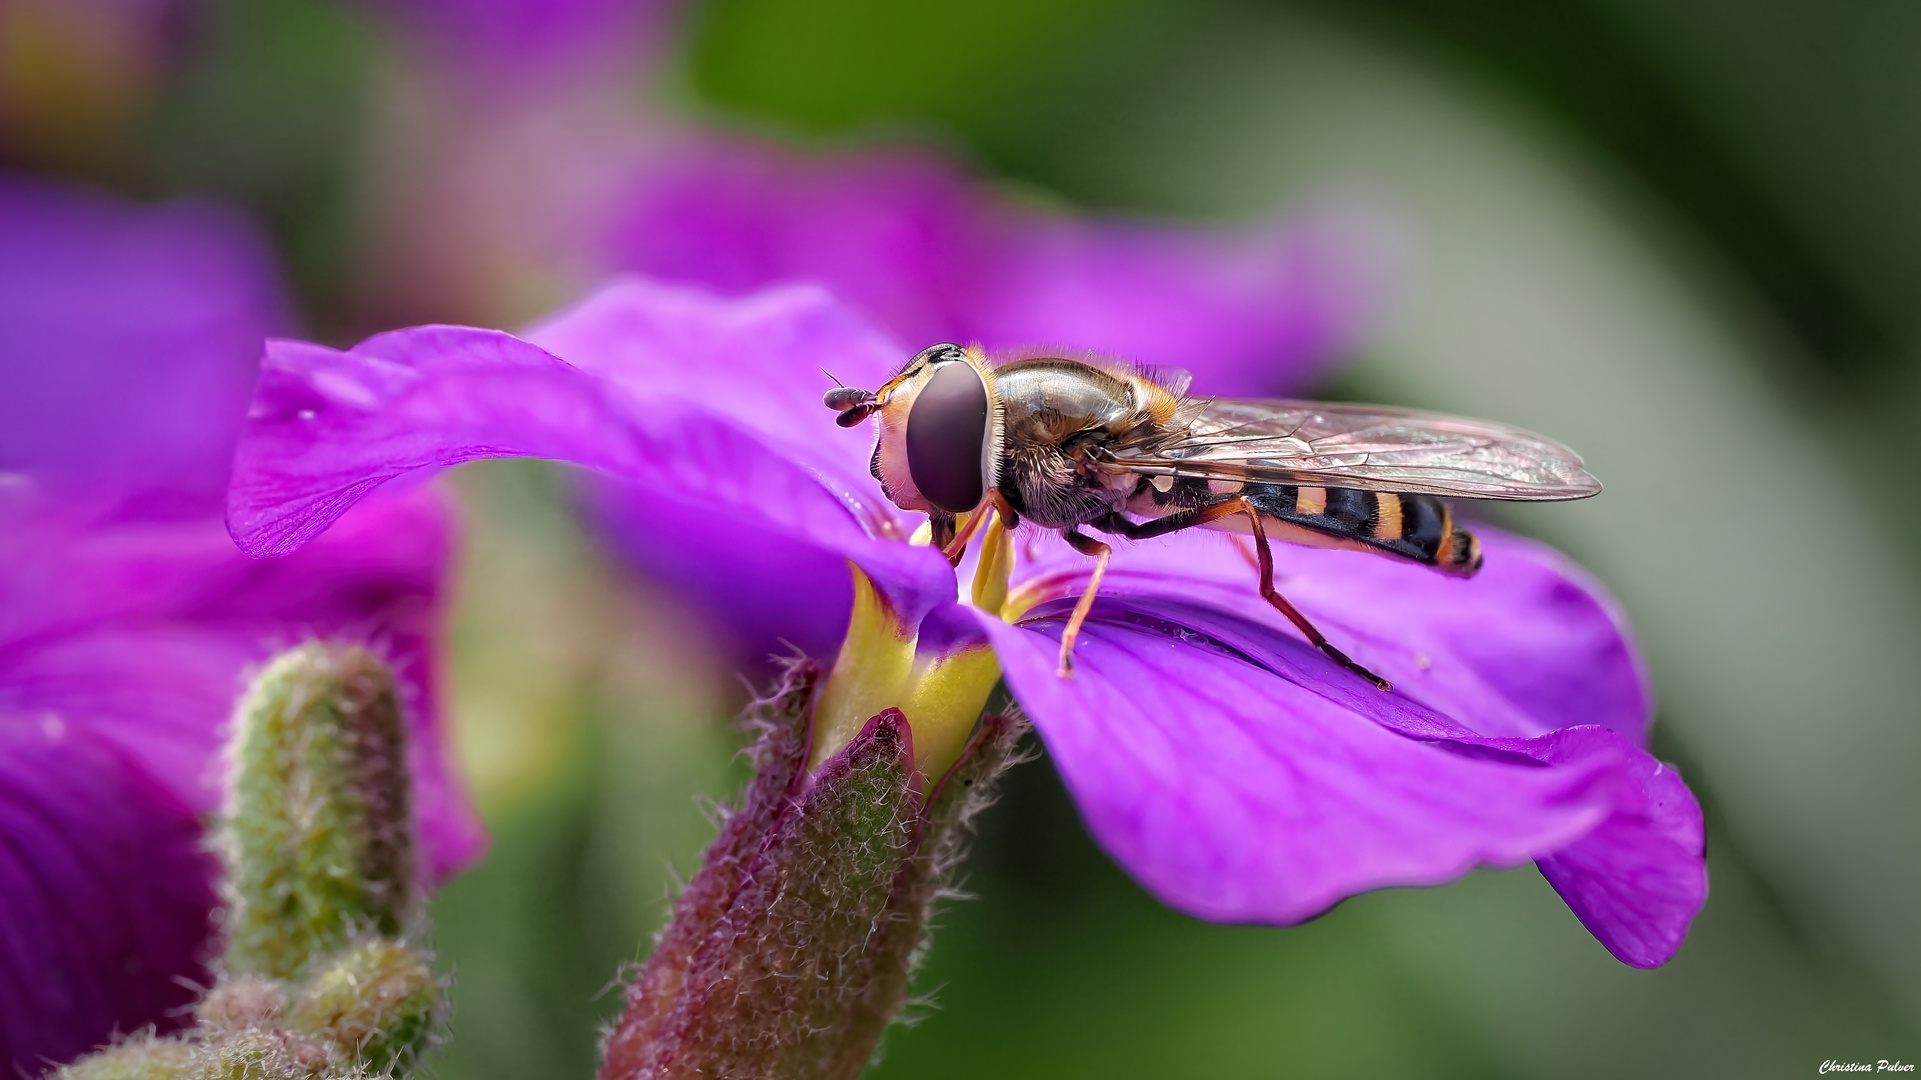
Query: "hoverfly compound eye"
905 360 990 513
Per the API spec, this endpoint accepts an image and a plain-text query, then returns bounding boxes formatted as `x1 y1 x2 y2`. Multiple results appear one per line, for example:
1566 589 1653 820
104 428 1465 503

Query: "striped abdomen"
1134 478 1483 576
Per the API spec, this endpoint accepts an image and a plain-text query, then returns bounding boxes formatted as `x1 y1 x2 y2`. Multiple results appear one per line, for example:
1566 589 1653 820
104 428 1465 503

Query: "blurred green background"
7 0 1917 1075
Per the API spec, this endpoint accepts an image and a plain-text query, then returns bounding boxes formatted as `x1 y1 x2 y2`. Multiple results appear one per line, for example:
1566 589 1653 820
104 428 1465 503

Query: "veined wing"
1108 398 1602 501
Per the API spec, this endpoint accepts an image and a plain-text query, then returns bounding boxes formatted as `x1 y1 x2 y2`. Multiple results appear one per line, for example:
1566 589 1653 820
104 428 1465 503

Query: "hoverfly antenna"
835 403 879 428
823 386 876 411
820 367 847 387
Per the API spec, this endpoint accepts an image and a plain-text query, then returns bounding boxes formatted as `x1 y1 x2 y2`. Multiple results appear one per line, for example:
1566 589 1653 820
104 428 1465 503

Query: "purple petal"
523 278 919 659
1009 525 1651 742
226 281 955 631
1533 728 1706 968
521 278 902 493
977 595 1704 965
0 177 286 514
580 477 856 663
0 489 485 885
609 143 1399 396
0 720 217 1074
973 601 1617 923
1100 591 1701 965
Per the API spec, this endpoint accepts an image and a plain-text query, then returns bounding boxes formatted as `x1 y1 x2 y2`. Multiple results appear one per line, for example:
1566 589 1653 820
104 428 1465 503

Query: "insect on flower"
826 343 1602 686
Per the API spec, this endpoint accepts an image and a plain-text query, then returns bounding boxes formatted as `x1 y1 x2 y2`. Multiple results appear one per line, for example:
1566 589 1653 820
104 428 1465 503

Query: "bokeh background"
6 0 1918 1076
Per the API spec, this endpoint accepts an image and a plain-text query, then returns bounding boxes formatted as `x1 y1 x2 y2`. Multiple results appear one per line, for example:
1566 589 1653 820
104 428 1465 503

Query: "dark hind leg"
1091 499 1391 691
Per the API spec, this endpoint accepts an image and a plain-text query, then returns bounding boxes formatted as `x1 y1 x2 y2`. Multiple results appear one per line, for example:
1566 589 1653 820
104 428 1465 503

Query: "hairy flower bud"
58 643 445 1080
51 1039 196 1080
288 940 443 1073
184 1031 334 1079
598 660 1024 1080
220 643 416 980
196 976 286 1033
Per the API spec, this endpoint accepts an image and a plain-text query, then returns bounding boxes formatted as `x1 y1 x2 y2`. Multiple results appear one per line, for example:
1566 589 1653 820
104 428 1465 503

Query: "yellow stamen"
901 645 999 782
811 565 918 770
971 510 1012 617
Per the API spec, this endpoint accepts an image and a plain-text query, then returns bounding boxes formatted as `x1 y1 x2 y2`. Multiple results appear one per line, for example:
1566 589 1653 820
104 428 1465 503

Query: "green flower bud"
64 643 444 1080
288 940 443 1073
53 1030 335 1080
51 1038 194 1080
220 643 416 980
184 1030 334 1079
196 975 287 1034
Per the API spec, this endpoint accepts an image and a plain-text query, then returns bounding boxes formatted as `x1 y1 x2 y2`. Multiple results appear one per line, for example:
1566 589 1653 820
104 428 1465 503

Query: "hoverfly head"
861 343 1004 515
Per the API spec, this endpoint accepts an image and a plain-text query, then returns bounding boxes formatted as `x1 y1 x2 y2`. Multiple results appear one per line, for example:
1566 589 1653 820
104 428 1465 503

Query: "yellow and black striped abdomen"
1131 476 1484 575
1248 483 1481 576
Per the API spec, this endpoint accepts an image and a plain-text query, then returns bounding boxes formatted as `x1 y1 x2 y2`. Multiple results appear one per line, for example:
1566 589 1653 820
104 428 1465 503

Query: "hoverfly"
824 343 1600 688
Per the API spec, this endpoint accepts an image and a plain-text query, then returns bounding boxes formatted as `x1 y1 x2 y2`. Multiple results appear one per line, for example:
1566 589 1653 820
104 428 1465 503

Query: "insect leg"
935 491 1022 566
1090 500 1392 691
939 506 992 565
1055 528 1112 679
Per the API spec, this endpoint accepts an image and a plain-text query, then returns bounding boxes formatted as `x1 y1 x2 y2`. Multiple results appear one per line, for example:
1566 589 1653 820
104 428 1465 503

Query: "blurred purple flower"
0 178 281 513
357 0 666 72
608 142 1393 398
0 178 484 1074
347 0 1398 386
227 277 1706 969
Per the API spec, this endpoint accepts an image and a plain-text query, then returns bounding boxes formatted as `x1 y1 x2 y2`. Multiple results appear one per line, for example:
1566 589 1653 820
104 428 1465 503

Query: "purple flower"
0 178 484 1073
227 276 1706 969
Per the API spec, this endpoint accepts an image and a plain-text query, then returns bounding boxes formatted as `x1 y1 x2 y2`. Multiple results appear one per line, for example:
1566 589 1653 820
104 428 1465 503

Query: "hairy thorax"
993 359 1168 529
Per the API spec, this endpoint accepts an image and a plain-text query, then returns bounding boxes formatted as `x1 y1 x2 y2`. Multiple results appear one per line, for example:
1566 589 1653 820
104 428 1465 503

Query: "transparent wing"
1108 398 1602 501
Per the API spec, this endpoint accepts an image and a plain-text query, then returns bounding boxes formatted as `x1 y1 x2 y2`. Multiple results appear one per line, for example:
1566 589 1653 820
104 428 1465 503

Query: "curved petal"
609 144 1400 396
1101 592 1701 966
522 278 923 661
580 476 857 663
0 177 286 514
225 287 956 630
977 589 1702 966
974 601 1616 923
522 278 903 496
1008 525 1650 742
0 720 217 1074
1532 727 1706 968
0 489 484 884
